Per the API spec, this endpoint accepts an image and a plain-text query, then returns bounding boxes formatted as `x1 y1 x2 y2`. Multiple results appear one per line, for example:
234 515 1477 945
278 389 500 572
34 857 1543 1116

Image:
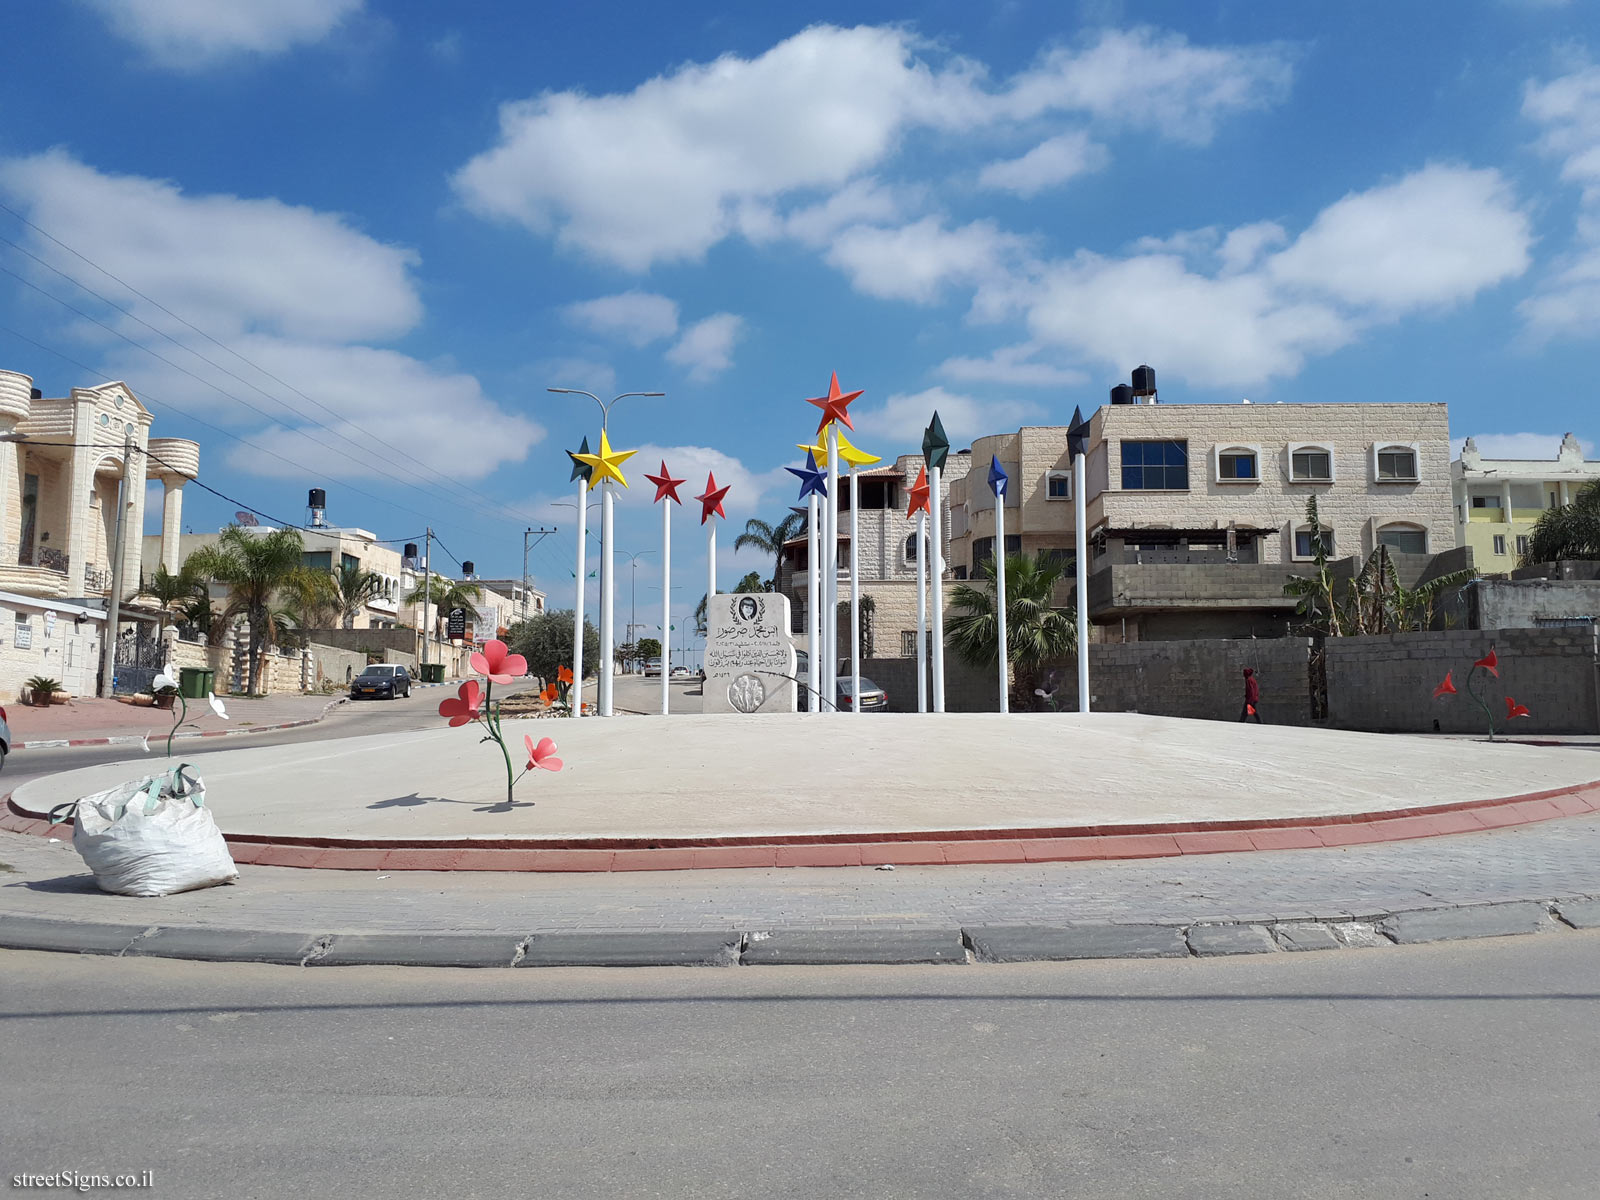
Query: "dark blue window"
1121 440 1188 490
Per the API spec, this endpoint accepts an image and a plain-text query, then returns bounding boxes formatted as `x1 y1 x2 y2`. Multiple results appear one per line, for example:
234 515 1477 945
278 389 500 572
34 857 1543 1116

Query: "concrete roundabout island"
7 713 1600 870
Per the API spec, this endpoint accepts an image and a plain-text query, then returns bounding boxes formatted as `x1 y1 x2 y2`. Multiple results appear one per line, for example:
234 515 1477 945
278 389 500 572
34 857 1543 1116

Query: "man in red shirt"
1239 667 1262 723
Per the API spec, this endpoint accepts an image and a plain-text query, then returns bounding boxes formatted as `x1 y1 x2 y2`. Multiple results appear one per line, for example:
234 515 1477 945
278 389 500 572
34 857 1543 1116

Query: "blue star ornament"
786 451 828 501
988 455 1009 498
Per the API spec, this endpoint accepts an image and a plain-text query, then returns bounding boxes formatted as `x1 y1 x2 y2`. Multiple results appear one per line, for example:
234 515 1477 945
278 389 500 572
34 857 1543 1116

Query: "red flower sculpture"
524 734 564 772
469 638 528 685
539 683 559 706
1433 671 1456 699
1474 647 1499 678
1505 697 1531 720
437 680 482 727
557 664 574 685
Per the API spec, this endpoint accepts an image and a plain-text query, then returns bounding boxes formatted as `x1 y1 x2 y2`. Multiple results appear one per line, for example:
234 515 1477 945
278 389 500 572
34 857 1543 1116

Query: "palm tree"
1523 479 1600 565
947 550 1077 706
137 562 205 643
187 526 307 693
332 560 385 628
281 566 338 636
402 576 483 638
733 512 806 591
1283 496 1344 636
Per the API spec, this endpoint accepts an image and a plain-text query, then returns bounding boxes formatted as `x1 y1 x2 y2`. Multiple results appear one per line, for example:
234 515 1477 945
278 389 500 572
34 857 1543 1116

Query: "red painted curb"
6 779 1598 874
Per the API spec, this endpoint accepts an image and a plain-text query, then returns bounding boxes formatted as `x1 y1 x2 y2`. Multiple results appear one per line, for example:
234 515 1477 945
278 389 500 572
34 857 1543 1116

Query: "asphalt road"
3 933 1598 1199
0 682 537 793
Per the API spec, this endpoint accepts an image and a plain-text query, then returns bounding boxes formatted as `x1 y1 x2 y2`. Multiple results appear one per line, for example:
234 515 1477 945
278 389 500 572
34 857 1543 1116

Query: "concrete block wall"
862 653 999 713
308 642 372 688
1039 638 1313 724
1326 627 1599 735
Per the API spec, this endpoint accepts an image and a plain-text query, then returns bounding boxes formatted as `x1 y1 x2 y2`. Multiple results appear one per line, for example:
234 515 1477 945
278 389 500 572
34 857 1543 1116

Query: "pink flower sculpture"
525 735 563 772
470 639 528 685
437 680 482 727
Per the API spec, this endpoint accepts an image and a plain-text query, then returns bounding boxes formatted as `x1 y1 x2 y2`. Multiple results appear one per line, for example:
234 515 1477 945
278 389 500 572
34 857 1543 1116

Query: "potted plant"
24 675 61 707
152 683 178 710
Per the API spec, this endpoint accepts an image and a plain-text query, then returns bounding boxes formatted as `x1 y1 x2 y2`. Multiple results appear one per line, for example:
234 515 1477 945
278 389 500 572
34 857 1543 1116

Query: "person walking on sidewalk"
1239 667 1262 723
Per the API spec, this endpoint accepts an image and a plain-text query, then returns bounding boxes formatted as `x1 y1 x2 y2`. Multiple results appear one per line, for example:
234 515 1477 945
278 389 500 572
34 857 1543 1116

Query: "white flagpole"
572 477 587 719
807 493 819 708
660 497 670 717
994 481 1009 714
915 510 927 713
929 465 946 713
1075 450 1090 712
824 424 841 712
849 465 861 715
707 519 717 611
599 478 614 718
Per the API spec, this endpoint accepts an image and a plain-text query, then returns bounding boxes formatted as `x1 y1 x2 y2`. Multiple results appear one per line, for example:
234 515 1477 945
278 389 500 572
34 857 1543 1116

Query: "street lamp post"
549 388 663 718
617 549 654 672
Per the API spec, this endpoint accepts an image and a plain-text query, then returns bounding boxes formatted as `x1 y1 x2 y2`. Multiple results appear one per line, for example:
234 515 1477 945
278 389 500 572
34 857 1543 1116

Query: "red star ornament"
906 465 931 518
806 371 863 436
696 472 731 525
645 461 686 505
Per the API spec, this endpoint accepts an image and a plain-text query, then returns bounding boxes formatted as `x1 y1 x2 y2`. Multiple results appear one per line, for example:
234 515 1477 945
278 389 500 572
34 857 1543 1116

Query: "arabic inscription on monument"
703 593 796 714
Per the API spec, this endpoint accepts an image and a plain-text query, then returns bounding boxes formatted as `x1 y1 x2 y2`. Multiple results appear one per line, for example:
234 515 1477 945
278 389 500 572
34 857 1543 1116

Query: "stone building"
1451 433 1600 572
0 367 198 699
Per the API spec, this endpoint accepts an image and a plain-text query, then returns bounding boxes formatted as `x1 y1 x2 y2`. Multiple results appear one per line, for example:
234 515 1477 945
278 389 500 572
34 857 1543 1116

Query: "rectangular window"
1492 534 1507 555
1294 530 1334 559
1516 535 1529 556
901 630 917 657
1380 528 1428 554
973 536 994 566
1291 450 1332 481
1219 452 1257 480
1047 473 1071 499
1121 440 1188 490
951 565 968 580
1471 495 1496 509
1377 450 1417 480
1043 549 1075 571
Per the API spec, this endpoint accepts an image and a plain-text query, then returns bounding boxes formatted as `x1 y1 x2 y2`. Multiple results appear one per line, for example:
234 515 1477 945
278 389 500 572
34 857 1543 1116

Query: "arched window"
1377 523 1428 555
1213 445 1260 483
1288 444 1335 483
1293 525 1335 560
1046 470 1072 500
905 533 919 562
1372 443 1420 482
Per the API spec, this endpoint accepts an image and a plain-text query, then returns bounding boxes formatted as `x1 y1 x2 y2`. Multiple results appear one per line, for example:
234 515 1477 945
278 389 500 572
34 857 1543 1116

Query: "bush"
506 609 600 683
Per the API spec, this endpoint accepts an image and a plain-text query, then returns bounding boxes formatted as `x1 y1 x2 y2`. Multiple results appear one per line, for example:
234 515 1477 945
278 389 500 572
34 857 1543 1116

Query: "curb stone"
1 901 1596 968
11 696 353 752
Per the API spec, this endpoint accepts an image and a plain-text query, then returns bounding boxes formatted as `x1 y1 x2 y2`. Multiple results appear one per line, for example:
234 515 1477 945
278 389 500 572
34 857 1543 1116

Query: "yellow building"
1452 434 1600 570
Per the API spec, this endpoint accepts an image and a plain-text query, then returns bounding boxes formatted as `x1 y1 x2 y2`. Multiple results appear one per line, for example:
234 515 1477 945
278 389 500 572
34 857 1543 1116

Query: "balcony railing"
0 542 68 574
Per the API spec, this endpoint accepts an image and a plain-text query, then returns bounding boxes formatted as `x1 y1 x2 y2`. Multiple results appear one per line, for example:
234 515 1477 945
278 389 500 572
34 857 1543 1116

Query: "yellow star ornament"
795 429 882 469
572 429 636 488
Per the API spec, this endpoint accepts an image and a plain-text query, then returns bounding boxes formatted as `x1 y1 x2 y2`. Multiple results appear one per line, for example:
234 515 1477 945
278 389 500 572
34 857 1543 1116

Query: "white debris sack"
66 764 237 897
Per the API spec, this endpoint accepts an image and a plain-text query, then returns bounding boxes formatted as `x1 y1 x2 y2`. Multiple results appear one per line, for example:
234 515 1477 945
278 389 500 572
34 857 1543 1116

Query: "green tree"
947 551 1077 706
1522 478 1600 565
506 609 600 684
835 594 877 657
137 562 207 643
1283 496 1344 636
187 526 308 693
733 571 765 593
332 561 385 629
403 576 483 639
636 636 662 659
280 565 338 637
732 512 805 590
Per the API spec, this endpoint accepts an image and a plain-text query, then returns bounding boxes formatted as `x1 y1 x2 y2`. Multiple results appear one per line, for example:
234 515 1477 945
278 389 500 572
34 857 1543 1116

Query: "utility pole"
97 430 135 699
521 526 555 622
421 528 432 673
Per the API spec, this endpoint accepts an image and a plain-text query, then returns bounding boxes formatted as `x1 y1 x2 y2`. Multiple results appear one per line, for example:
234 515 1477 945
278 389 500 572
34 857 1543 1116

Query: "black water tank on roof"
308 488 327 509
1131 365 1156 395
403 543 418 560
1110 384 1135 405
462 560 475 577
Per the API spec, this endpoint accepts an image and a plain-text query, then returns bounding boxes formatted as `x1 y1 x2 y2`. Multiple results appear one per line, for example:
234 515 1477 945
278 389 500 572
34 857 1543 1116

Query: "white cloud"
757 177 912 247
1520 63 1600 340
451 24 1294 270
539 358 618 398
84 0 363 67
1018 165 1530 388
563 291 680 346
666 313 744 381
1267 165 1530 312
1452 432 1595 459
852 385 1040 449
936 344 1086 388
0 152 539 483
1000 26 1295 143
978 131 1109 197
826 217 1033 304
608 443 777 519
0 150 419 343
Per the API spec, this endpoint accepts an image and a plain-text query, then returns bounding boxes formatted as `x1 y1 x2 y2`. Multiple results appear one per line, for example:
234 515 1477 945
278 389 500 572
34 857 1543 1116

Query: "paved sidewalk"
4 815 1599 965
5 693 354 749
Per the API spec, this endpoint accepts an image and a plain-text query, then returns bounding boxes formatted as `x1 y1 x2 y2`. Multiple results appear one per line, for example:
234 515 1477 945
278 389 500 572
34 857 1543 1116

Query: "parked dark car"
350 664 412 700
0 704 10 771
794 652 888 712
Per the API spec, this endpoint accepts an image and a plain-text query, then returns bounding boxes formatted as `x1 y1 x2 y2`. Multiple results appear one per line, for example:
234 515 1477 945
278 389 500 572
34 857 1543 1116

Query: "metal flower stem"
1465 663 1497 741
165 694 188 758
475 679 518 803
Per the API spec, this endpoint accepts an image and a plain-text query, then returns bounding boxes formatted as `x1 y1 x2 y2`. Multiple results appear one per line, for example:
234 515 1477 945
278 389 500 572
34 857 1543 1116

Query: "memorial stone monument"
704 593 797 714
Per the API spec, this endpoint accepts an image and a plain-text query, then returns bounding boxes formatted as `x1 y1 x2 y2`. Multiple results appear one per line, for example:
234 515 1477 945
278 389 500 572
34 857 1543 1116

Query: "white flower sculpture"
208 692 228 720
152 663 177 693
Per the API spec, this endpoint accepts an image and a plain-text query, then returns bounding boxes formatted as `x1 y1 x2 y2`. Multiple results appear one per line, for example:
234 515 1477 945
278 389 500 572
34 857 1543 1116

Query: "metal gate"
113 629 165 695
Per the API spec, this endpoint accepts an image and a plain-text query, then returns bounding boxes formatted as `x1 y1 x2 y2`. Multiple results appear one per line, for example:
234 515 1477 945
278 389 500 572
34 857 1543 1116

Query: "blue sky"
2 1 1597 621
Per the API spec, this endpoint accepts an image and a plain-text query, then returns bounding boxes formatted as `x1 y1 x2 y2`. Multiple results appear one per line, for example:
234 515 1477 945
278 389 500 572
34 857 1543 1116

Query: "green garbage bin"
178 666 214 699
421 663 445 684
